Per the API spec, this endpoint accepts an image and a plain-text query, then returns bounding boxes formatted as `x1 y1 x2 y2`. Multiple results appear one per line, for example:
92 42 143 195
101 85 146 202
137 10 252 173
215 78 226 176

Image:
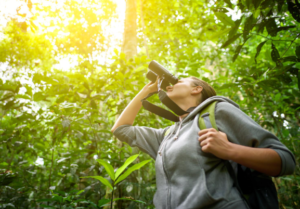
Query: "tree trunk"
122 0 137 59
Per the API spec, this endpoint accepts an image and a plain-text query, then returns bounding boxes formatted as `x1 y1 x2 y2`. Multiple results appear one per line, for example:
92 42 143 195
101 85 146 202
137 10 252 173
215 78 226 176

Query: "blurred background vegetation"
0 0 299 208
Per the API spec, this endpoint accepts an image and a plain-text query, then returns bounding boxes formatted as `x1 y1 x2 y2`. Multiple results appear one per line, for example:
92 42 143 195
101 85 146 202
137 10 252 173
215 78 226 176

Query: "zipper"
159 118 184 208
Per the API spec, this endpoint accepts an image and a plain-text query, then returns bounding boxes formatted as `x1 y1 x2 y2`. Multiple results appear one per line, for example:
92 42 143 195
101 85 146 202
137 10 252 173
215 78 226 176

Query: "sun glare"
0 0 126 70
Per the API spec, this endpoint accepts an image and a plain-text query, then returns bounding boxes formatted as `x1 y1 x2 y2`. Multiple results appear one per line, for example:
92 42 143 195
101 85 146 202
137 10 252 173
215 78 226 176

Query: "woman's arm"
111 79 158 133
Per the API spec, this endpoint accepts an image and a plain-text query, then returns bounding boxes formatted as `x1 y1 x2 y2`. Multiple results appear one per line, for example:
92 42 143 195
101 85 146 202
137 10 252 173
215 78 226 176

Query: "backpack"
165 101 279 209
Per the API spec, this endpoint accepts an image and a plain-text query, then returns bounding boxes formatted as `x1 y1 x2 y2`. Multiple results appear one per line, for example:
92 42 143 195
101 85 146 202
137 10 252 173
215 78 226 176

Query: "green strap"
198 101 218 131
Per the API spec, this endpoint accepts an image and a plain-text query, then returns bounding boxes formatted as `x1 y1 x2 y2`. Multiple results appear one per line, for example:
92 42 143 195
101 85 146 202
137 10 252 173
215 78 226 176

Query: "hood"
182 96 240 123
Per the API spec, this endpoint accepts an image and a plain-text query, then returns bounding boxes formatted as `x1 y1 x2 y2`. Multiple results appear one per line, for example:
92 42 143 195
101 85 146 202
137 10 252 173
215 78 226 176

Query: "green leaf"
266 18 277 37
296 45 300 58
96 159 115 181
98 199 111 207
223 0 233 8
0 162 8 166
255 41 267 63
279 56 299 62
232 45 243 62
271 43 281 66
289 67 299 75
81 176 113 190
243 15 255 40
76 190 84 195
39 205 56 208
210 28 231 40
99 130 112 134
114 48 119 55
120 52 126 61
115 160 151 184
115 154 139 180
228 17 243 38
214 12 235 26
274 93 281 101
221 33 242 48
298 71 300 91
275 26 296 33
113 198 146 204
33 92 46 101
287 1 300 23
90 100 97 109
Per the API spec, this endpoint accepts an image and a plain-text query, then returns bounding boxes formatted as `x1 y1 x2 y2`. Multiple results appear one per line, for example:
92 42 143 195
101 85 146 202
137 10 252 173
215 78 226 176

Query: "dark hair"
190 77 217 104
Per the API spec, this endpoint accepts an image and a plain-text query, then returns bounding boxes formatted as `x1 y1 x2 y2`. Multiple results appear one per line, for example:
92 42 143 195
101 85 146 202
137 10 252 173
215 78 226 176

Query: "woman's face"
166 78 195 101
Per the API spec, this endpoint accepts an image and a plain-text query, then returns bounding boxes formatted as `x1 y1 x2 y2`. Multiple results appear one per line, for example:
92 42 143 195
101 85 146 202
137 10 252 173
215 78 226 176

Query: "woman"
111 77 295 209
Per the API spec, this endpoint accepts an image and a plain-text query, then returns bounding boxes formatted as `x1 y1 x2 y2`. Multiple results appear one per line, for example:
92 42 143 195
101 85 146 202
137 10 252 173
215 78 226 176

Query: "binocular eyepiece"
146 61 178 90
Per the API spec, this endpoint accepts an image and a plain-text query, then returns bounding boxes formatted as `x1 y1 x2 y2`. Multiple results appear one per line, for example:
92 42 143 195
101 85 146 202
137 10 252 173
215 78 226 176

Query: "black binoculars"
146 61 178 91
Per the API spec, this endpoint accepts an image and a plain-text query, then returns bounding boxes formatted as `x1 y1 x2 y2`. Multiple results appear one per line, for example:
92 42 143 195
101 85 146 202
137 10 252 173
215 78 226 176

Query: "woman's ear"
191 86 203 95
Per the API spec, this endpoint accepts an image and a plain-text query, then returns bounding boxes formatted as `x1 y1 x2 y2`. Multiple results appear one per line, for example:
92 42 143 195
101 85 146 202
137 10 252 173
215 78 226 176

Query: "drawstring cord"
158 117 183 156
174 117 183 140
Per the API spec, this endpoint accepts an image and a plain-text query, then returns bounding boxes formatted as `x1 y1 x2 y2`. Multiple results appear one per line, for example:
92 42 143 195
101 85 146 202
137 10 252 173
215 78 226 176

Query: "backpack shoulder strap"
198 101 218 131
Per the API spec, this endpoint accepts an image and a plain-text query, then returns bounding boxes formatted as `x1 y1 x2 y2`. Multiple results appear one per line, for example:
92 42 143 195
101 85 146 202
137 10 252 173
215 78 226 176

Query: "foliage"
0 0 300 208
81 154 149 208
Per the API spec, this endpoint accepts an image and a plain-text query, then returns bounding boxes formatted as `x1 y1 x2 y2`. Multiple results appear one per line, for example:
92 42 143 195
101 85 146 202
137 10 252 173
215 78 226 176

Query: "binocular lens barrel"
148 61 178 85
146 70 169 90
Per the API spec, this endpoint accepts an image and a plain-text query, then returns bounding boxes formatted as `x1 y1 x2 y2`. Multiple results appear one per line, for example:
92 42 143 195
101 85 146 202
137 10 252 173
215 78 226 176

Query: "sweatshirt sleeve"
215 102 296 176
113 125 168 159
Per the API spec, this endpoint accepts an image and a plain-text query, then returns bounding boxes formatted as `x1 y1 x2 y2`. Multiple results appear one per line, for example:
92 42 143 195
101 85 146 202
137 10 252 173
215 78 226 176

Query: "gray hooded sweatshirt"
113 96 295 209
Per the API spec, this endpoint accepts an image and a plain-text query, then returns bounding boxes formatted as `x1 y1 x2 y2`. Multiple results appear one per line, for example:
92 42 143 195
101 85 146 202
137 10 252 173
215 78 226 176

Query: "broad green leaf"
221 33 242 48
228 17 243 38
210 28 231 41
99 130 112 134
40 205 56 208
120 52 126 60
298 71 300 91
0 162 8 166
114 48 119 55
296 45 300 58
115 154 139 180
81 176 113 190
232 45 243 62
214 12 235 26
98 199 111 207
96 159 115 181
255 41 267 63
115 160 151 184
223 0 233 8
76 190 84 195
33 92 46 101
274 93 281 101
271 44 281 66
279 56 299 62
266 18 277 37
287 1 300 22
275 26 296 33
113 197 146 204
90 100 97 109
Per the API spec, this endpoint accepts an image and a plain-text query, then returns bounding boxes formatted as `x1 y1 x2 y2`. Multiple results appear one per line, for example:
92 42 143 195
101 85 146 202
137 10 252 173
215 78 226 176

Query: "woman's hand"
198 128 232 160
142 77 159 94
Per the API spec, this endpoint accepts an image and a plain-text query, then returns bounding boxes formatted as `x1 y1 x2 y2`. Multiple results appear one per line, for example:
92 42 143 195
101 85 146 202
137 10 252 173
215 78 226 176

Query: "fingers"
198 128 216 137
198 128 217 144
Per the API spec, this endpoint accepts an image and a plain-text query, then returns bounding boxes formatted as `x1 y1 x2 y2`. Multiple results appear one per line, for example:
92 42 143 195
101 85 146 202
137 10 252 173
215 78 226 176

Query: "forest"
0 0 299 208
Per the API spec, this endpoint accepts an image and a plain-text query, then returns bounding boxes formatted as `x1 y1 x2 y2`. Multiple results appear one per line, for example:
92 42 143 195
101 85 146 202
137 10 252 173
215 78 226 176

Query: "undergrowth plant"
81 154 151 209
